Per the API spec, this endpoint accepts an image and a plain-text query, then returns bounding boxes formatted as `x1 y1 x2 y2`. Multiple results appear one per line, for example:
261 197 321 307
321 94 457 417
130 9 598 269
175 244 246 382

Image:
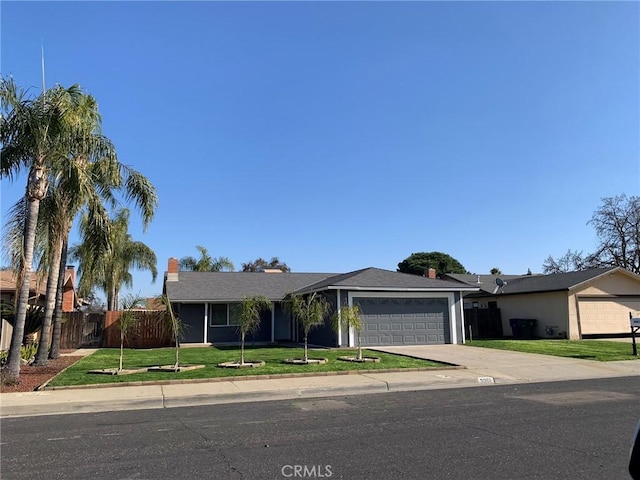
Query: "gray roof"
165 272 333 302
165 267 478 302
443 274 536 294
447 268 624 296
296 268 478 294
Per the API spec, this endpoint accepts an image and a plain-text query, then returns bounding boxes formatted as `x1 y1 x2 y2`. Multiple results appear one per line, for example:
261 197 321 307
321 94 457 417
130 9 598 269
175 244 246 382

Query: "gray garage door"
354 297 448 346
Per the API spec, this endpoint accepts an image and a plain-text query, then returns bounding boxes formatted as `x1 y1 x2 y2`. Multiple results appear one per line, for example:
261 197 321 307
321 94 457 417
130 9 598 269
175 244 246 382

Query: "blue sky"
1 1 639 300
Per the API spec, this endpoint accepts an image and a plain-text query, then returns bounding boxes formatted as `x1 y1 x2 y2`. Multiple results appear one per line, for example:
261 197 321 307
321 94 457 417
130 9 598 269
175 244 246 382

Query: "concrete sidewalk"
2 345 639 418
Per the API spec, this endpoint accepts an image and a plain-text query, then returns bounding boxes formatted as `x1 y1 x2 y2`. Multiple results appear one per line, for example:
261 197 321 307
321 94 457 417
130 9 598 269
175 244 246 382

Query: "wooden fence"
59 311 104 349
464 308 503 339
102 310 173 348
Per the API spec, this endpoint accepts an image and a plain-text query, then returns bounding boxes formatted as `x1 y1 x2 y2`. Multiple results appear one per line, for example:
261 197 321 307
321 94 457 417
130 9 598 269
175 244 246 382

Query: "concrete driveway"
370 344 640 384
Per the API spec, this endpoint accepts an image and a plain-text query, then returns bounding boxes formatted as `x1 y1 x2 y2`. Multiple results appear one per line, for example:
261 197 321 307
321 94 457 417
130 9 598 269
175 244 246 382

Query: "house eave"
168 285 479 304
321 286 480 293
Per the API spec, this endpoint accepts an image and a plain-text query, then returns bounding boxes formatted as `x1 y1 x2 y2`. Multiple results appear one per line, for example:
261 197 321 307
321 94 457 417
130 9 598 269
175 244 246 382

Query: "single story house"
163 258 478 347
443 267 640 339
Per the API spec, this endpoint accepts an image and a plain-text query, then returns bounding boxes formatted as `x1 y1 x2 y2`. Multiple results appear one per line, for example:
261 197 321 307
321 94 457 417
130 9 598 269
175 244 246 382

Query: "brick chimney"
66 265 76 287
62 266 76 312
425 268 437 279
167 257 179 282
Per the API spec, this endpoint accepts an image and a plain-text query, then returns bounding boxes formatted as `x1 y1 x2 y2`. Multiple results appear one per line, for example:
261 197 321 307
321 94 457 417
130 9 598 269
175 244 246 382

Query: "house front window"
209 303 241 327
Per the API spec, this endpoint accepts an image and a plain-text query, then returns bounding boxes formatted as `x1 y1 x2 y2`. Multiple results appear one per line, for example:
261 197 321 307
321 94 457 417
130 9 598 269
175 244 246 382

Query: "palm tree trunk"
119 330 124 371
357 332 362 361
34 236 63 365
303 334 309 362
108 286 119 312
49 239 69 359
6 174 45 380
113 287 119 313
172 305 180 370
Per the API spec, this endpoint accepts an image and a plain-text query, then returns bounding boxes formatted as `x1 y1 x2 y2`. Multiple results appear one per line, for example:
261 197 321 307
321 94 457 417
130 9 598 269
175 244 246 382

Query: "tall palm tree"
180 245 234 272
35 132 156 363
1 196 49 298
1 77 90 380
3 86 157 365
71 208 158 312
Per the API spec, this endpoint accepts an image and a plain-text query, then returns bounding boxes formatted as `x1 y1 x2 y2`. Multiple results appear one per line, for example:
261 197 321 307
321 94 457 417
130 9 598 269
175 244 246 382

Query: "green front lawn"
49 346 447 387
466 339 639 362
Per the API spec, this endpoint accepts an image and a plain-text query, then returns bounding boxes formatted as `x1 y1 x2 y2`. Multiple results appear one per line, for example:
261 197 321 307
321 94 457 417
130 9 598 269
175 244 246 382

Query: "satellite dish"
494 278 507 294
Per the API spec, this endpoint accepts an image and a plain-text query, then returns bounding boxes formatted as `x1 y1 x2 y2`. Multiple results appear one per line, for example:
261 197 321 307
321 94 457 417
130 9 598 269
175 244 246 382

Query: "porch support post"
337 289 342 347
347 293 354 347
449 293 457 345
203 303 208 344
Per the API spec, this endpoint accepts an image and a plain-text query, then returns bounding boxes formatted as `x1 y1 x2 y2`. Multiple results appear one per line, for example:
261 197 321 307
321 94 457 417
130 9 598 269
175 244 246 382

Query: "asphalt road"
2 377 639 480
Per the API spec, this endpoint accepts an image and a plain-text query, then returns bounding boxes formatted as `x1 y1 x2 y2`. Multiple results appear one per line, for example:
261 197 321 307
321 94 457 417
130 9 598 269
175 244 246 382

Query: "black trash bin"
510 319 537 340
509 318 521 339
520 319 537 339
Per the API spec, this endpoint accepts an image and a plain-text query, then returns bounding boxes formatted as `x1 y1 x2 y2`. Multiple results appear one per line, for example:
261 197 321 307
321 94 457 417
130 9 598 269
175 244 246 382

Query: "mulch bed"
0 355 83 393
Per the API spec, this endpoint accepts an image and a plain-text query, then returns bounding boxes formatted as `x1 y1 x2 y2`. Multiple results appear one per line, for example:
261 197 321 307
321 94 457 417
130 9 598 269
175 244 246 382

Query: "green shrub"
21 343 38 362
0 344 37 366
1 302 46 337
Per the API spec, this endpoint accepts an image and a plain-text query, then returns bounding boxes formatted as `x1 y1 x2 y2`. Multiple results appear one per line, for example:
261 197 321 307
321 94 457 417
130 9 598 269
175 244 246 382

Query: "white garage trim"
346 291 458 346
203 303 208 343
336 289 343 346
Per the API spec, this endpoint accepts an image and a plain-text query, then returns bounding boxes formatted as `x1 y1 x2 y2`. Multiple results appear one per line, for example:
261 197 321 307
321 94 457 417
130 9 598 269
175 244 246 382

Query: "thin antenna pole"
41 44 46 93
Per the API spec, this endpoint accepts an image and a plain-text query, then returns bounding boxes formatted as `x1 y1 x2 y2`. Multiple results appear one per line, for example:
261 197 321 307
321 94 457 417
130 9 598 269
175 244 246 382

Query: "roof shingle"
165 267 478 302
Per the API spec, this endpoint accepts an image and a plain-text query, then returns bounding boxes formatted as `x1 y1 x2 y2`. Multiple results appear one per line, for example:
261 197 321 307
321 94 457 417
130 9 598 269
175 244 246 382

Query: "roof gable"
297 267 477 293
501 267 619 294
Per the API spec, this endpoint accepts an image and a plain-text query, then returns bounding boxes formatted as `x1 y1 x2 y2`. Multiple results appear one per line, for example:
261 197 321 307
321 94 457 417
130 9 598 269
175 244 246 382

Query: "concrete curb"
41 365 465 391
1 396 165 418
161 383 393 409
2 379 491 418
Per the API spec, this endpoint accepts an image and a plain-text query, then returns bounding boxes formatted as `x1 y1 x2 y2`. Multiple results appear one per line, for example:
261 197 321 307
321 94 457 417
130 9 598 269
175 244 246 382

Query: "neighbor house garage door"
354 297 448 346
578 297 640 335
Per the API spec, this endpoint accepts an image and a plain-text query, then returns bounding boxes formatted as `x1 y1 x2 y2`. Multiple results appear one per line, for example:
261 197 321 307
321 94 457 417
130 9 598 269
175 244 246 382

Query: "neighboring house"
163 258 478 347
0 267 80 350
443 268 640 339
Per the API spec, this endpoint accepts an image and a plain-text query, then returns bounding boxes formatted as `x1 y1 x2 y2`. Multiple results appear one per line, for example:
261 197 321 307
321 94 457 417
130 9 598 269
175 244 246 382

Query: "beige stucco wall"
497 291 570 339
570 271 640 336
578 271 640 296
575 297 640 335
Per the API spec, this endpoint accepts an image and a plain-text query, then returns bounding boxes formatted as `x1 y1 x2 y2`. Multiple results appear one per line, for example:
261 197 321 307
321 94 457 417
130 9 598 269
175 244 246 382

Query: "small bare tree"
542 249 589 274
237 295 272 365
285 292 331 362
